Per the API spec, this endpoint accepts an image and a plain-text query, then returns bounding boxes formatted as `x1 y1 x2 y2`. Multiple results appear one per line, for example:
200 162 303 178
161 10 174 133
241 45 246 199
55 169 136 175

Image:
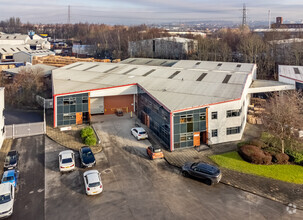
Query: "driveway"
44 115 303 219
9 135 45 220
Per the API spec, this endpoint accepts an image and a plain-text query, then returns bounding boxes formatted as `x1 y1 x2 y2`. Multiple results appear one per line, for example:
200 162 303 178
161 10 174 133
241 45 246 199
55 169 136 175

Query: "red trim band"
279 74 303 84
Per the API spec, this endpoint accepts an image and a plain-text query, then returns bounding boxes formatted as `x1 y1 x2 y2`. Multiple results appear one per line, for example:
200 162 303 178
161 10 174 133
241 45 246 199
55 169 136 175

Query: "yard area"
210 151 303 184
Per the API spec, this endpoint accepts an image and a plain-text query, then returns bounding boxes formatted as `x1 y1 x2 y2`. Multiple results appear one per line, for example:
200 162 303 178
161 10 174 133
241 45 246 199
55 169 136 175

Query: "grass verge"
210 151 303 184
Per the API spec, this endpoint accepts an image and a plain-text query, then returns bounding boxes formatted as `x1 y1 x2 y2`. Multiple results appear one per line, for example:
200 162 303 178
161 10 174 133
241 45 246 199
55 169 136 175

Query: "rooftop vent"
128 59 136 63
236 64 241 68
143 69 156 76
160 61 167 65
168 71 181 79
104 66 119 73
222 74 232 83
82 64 99 71
66 63 83 70
24 47 29 51
294 67 301 74
10 48 15 52
16 48 21 51
196 73 207 81
123 68 137 75
145 60 153 64
195 62 201 65
2 48 7 52
217 63 222 67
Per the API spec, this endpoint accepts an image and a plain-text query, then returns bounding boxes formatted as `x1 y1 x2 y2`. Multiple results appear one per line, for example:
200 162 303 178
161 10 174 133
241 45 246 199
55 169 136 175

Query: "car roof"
152 145 161 150
7 151 17 156
3 170 15 177
81 146 92 152
196 163 219 173
84 170 100 183
134 127 145 132
0 183 12 194
59 150 74 158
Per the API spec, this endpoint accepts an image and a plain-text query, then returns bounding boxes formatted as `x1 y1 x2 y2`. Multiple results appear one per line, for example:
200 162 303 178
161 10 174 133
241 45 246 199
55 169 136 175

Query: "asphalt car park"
44 115 303 220
7 135 45 220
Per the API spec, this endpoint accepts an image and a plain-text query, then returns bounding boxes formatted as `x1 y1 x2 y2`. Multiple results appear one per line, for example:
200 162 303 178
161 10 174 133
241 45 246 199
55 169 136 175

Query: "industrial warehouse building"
279 65 303 90
128 37 198 59
52 58 294 151
0 88 4 149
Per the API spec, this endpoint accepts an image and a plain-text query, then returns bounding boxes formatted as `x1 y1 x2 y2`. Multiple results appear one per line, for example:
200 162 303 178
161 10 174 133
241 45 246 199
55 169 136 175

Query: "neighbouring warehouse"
52 58 295 151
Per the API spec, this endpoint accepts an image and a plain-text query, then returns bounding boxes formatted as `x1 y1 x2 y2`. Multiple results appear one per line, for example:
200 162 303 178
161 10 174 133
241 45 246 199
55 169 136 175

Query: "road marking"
37 188 44 193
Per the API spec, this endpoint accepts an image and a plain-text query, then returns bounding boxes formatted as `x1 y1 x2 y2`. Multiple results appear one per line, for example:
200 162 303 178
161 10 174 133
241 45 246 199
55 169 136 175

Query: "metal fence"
5 122 45 139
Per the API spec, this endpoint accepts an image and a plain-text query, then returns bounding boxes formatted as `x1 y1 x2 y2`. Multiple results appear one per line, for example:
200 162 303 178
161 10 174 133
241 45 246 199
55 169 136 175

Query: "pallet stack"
247 98 266 125
32 55 118 67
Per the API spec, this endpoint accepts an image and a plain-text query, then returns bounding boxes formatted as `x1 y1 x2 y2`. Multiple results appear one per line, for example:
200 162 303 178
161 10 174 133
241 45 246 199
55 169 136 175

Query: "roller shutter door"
90 97 104 114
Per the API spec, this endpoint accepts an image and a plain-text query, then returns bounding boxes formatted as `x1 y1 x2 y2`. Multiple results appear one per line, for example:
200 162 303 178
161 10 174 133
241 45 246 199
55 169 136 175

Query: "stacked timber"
32 55 117 67
247 98 266 125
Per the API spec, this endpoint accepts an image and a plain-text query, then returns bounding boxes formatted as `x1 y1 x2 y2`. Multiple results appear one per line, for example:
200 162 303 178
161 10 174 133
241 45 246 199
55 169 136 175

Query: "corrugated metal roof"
121 58 177 67
53 60 255 111
279 65 303 82
3 64 57 76
0 45 31 55
0 34 29 41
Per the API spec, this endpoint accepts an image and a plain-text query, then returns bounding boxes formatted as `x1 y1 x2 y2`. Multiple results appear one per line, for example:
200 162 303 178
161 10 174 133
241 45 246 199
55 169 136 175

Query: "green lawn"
210 151 303 184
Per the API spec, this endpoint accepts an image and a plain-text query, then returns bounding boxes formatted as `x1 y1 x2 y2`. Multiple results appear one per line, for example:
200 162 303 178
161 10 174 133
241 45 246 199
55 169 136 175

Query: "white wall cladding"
90 85 137 98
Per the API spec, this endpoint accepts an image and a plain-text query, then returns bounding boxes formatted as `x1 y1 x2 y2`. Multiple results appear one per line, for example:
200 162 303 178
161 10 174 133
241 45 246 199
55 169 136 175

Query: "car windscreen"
154 149 162 153
3 176 14 182
62 158 73 164
0 194 11 204
89 182 100 187
139 131 146 135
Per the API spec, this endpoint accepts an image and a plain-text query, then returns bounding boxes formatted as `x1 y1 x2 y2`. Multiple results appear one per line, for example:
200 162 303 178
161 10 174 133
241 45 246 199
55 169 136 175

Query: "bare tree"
261 91 303 153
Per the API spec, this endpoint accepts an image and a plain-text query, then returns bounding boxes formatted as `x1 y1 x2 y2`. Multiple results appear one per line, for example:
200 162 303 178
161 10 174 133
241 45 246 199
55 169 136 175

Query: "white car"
131 127 148 140
83 170 103 196
59 150 75 172
0 183 14 218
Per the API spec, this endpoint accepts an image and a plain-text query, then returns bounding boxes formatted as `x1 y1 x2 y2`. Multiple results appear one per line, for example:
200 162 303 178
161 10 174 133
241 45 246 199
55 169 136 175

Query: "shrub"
285 149 303 165
249 139 265 148
239 145 272 165
274 153 289 164
237 141 250 148
81 126 94 139
260 132 281 149
84 136 97 146
80 126 97 146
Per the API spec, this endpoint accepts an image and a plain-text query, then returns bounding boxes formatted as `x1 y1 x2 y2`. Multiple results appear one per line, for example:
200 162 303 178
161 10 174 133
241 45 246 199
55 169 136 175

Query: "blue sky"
0 0 303 25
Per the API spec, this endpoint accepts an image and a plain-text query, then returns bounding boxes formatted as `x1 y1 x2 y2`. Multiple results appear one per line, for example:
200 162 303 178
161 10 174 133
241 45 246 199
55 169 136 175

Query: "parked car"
131 127 148 140
0 182 15 218
1 170 19 188
181 162 222 185
4 151 19 170
83 170 103 195
79 146 96 168
146 145 164 160
58 150 75 172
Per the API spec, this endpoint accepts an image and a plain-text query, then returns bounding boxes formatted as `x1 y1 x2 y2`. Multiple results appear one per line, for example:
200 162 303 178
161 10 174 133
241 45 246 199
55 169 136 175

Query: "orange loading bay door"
193 132 200 147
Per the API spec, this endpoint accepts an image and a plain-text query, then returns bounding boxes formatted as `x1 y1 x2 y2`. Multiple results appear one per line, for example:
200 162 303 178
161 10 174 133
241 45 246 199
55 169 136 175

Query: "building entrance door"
193 132 200 147
76 112 83 125
201 131 207 144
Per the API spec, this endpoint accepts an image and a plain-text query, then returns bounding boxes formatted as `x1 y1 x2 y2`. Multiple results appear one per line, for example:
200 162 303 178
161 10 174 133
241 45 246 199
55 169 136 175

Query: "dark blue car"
1 170 19 188
79 146 96 168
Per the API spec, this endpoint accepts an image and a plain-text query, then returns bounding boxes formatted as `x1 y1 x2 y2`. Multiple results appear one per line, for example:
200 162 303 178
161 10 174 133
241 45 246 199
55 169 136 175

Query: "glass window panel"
174 124 180 134
70 105 76 112
212 112 217 119
180 124 187 133
64 105 70 113
57 106 63 114
63 120 70 125
57 99 63 106
187 123 193 132
57 114 63 121
187 141 193 147
181 142 187 148
57 120 63 126
76 104 83 112
174 116 180 124
174 134 180 143
83 104 88 112
180 134 187 142
174 143 180 149
194 123 199 132
180 116 186 124
187 115 193 122
200 113 206 120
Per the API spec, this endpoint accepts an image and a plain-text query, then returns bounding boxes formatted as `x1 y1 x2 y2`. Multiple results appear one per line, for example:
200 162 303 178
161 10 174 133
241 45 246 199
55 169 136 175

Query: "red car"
146 145 164 160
